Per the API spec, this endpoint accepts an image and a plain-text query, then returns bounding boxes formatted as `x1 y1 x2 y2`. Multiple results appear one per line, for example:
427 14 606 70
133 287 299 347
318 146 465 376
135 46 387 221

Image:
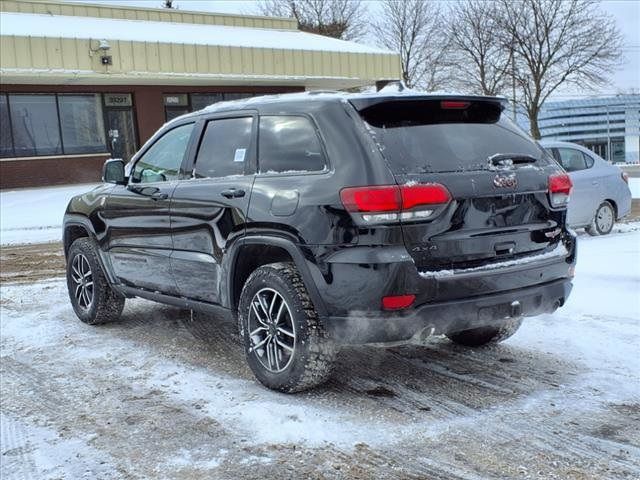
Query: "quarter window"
132 123 194 183
258 116 326 173
194 117 253 178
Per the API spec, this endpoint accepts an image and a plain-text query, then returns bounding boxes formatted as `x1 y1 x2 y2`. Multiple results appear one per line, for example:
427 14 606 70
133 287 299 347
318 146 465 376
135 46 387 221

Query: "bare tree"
371 0 451 91
258 0 367 40
162 0 175 8
498 0 622 138
448 0 513 96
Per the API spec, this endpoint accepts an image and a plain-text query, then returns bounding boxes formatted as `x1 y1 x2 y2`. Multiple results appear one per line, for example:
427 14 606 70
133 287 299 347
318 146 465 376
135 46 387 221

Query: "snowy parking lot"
1 227 639 479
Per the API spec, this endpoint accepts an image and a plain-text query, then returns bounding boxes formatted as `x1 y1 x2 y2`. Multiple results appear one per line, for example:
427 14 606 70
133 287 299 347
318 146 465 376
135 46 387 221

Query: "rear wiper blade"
488 153 538 166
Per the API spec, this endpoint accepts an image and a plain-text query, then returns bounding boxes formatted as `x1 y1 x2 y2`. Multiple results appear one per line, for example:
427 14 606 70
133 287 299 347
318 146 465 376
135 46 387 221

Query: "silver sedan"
541 141 632 235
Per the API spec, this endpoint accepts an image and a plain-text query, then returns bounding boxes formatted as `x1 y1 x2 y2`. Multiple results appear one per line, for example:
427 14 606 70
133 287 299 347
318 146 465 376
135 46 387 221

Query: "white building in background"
539 95 640 164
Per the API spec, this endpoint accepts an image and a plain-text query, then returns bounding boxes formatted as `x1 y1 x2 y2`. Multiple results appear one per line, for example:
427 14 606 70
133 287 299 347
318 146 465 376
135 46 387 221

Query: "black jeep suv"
64 92 576 392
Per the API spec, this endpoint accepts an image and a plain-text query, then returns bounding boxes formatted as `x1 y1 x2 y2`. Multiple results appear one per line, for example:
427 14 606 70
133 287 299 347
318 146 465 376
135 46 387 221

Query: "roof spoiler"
349 95 508 112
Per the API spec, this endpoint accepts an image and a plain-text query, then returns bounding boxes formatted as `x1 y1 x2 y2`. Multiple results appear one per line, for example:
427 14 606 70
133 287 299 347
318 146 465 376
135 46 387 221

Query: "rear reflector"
548 173 572 207
382 294 415 310
441 100 470 109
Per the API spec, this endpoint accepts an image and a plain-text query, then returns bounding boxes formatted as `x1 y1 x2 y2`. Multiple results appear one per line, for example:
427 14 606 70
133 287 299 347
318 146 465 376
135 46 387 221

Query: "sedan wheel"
587 201 615 236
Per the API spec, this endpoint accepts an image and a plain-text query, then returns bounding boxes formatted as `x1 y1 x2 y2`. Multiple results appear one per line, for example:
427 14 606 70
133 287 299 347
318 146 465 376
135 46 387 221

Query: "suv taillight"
340 183 451 224
621 171 629 184
548 173 572 208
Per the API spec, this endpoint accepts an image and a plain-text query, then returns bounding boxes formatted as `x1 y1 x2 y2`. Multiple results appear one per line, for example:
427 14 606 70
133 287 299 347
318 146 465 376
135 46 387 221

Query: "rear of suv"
63 92 576 392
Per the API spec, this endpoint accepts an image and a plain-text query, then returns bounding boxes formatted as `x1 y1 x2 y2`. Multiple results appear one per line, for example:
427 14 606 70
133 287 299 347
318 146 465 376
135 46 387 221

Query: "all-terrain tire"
586 201 615 236
238 262 336 393
66 237 125 325
446 317 523 347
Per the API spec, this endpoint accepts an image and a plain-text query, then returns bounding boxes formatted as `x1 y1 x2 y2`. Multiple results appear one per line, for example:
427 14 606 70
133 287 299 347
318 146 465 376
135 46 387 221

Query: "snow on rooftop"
0 12 394 55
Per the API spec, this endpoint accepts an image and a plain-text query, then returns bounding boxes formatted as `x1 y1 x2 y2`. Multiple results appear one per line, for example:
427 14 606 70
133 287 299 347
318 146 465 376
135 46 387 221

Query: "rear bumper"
311 231 577 345
324 278 572 345
617 188 633 219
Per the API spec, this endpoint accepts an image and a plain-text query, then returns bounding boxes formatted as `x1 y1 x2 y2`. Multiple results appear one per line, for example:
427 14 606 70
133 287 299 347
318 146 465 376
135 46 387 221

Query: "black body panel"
103 182 179 294
170 175 255 303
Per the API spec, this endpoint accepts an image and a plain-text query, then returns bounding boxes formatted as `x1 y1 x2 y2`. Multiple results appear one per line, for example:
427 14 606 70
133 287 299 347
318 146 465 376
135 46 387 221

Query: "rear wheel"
66 237 125 325
238 262 336 393
446 318 523 347
586 201 615 236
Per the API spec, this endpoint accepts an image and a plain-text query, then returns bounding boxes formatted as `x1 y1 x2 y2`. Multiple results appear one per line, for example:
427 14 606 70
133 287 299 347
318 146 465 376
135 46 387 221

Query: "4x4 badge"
493 173 517 189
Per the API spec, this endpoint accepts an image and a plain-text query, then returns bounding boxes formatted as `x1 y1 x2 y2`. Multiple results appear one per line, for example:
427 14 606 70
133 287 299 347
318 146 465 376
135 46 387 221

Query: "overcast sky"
71 0 640 98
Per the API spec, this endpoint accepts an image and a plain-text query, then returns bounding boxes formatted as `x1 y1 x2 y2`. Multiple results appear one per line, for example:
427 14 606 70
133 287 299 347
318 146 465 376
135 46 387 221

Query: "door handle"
592 181 599 186
128 185 168 200
150 192 168 200
221 188 246 199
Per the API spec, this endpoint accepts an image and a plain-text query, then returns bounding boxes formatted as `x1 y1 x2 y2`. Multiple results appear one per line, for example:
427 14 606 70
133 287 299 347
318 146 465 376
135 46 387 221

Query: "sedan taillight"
621 171 629 184
340 183 451 225
548 173 572 208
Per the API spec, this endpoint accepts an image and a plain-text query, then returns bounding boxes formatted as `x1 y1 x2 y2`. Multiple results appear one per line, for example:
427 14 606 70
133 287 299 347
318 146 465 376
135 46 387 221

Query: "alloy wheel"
247 288 296 373
71 253 94 310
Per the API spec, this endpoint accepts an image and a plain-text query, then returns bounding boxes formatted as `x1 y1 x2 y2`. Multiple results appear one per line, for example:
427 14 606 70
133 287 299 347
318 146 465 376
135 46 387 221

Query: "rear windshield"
358 100 548 174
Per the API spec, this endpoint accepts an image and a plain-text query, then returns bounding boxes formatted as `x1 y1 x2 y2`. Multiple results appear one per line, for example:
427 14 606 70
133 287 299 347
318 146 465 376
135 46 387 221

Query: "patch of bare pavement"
1 232 639 479
0 242 65 284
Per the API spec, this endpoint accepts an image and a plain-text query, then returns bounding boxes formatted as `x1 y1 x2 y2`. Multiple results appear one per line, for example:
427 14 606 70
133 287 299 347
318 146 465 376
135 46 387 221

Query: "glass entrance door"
103 94 137 161
105 109 137 161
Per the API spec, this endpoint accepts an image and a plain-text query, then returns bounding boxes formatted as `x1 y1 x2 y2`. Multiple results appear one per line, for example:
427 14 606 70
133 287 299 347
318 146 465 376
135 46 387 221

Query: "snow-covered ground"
1 229 639 478
0 184 98 245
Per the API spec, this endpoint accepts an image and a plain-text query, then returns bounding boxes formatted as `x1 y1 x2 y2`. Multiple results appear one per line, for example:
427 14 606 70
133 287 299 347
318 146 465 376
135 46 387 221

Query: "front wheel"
586 201 615 236
238 262 336 393
66 237 125 325
446 318 523 347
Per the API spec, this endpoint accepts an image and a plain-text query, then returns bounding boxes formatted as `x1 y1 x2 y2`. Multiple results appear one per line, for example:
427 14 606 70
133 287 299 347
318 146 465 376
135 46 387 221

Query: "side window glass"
584 152 595 168
193 117 253 178
258 116 326 173
557 148 587 172
132 123 194 183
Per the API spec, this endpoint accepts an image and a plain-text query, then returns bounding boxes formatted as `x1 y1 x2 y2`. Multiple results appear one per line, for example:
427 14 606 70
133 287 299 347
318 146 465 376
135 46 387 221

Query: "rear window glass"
358 100 548 174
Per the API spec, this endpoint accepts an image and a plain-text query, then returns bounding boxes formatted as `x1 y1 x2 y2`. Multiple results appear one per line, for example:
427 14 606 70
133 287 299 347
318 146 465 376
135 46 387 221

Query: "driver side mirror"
102 158 126 185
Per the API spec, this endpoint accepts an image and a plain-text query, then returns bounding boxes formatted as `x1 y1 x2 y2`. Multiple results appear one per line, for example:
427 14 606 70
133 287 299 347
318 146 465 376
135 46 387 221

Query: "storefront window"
164 93 257 121
224 93 254 101
1 93 111 159
58 94 107 154
0 95 13 157
164 94 191 122
9 94 62 157
190 93 224 111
